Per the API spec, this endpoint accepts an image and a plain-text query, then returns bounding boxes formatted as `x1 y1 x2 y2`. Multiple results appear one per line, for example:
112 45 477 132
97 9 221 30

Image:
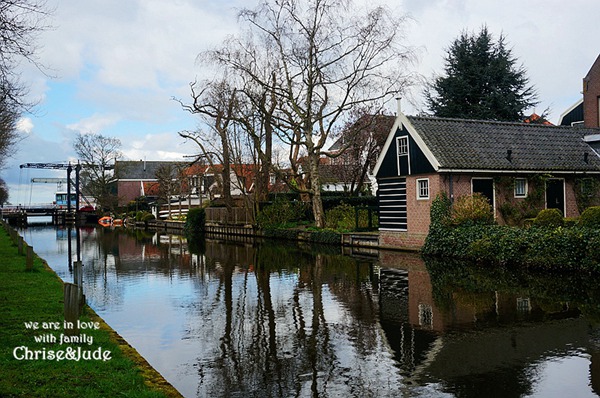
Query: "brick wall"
565 179 580 217
380 173 589 250
117 181 143 206
379 230 427 251
584 55 600 128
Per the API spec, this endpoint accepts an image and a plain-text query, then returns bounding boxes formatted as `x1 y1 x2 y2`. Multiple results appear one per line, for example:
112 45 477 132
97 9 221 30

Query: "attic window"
397 136 408 156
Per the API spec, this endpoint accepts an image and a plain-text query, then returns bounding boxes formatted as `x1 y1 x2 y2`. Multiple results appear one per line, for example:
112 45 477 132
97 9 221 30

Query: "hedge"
423 194 600 273
423 223 600 273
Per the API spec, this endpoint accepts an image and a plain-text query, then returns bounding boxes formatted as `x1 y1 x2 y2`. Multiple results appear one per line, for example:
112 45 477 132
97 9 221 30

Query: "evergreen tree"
425 26 538 121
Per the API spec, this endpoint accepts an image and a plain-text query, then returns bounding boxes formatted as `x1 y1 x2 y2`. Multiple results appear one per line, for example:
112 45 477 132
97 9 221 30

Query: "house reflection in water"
377 250 600 396
79 227 598 396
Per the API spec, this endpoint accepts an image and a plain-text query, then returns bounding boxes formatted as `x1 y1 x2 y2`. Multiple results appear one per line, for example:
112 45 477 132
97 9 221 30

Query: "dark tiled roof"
115 160 188 179
406 116 600 172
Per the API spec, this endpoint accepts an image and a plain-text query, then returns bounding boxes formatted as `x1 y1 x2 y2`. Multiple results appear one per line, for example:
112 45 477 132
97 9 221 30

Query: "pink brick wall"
379 173 585 251
584 55 600 128
117 181 143 206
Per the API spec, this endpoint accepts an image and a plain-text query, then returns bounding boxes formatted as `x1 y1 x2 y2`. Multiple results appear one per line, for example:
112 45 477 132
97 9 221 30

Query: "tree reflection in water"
185 239 402 397
21 226 600 398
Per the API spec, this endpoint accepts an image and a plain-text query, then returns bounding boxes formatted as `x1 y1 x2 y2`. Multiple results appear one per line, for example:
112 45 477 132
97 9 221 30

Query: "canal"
20 224 600 397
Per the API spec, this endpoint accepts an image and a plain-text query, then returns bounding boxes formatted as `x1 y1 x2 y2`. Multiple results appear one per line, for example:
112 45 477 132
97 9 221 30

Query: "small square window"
417 179 429 200
580 178 596 197
397 136 408 156
514 178 527 198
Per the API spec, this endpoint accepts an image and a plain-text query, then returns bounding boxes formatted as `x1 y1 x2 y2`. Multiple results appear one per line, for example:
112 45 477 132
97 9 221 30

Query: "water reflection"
20 226 600 398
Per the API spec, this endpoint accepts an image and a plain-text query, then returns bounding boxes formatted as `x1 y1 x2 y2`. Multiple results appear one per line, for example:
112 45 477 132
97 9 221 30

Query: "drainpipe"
449 174 454 203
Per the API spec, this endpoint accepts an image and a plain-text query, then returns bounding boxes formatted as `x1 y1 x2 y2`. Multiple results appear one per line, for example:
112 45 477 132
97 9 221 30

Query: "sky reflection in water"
20 225 600 398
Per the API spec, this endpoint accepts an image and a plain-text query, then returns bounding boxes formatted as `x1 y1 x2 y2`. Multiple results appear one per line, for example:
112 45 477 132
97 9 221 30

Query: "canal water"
20 225 600 398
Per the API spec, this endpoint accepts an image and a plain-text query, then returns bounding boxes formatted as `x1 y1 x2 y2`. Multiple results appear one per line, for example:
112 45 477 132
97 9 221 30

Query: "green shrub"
533 208 564 228
262 228 300 240
142 213 155 222
184 207 205 235
321 195 377 210
424 193 600 272
257 198 309 229
422 193 453 255
325 203 355 231
430 192 452 228
579 206 600 228
564 217 578 227
309 229 341 244
451 193 494 226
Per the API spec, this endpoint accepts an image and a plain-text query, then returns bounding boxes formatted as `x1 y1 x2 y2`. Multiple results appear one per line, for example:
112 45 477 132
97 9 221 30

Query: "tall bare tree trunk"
308 152 325 228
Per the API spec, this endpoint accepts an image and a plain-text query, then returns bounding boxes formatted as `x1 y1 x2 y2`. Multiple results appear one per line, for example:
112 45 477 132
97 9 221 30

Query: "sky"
4 0 600 205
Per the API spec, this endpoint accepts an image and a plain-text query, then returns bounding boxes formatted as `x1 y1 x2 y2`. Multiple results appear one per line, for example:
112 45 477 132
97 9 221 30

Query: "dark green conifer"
425 26 538 121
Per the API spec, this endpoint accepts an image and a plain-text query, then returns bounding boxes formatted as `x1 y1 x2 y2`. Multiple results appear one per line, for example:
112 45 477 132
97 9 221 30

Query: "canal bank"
15 223 600 397
0 222 182 398
135 218 402 253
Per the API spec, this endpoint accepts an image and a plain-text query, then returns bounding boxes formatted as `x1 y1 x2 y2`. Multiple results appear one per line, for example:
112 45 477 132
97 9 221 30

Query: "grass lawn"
0 224 182 398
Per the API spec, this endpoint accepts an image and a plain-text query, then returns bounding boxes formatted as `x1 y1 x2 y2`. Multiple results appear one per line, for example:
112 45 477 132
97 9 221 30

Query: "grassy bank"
0 225 182 398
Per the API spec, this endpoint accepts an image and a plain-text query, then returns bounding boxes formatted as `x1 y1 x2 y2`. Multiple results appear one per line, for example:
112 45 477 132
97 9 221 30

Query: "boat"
98 216 113 227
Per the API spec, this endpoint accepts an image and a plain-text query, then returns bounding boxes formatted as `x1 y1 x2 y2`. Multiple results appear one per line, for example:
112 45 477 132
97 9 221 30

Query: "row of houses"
112 55 600 249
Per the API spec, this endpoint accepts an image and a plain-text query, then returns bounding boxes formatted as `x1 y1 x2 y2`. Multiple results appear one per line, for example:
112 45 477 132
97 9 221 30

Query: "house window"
397 136 408 156
517 297 531 313
417 178 429 200
396 136 411 176
514 178 527 198
581 178 596 197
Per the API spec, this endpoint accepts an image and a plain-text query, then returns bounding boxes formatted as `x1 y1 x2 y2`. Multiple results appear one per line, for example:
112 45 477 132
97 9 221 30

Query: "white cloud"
16 118 34 135
11 0 600 177
66 114 121 134
121 132 197 162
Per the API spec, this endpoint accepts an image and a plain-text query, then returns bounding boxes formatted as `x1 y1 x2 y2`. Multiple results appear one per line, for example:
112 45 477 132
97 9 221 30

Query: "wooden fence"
205 207 254 225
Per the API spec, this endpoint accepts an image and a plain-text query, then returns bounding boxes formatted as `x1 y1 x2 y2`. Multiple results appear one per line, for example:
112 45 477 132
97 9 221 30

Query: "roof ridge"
407 114 560 128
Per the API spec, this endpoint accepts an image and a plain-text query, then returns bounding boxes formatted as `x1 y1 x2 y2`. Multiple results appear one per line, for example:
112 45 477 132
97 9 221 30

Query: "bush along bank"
422 193 600 273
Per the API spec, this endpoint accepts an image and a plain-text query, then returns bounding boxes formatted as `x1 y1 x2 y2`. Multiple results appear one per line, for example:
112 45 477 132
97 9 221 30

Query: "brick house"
114 160 279 208
113 160 186 207
560 54 600 127
373 111 600 251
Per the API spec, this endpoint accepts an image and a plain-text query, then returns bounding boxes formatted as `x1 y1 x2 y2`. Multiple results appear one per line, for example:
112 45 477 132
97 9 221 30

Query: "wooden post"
18 235 24 255
26 245 34 270
73 261 83 286
63 283 83 335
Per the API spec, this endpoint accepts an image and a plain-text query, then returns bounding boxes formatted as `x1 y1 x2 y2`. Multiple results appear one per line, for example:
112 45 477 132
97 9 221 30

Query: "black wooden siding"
376 125 435 179
378 177 407 230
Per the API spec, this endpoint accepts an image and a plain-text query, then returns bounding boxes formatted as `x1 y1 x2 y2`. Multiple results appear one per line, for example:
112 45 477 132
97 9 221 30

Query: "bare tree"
0 103 19 170
73 132 122 211
206 0 417 227
0 0 52 169
179 79 238 212
328 109 394 195
0 177 8 204
154 163 186 219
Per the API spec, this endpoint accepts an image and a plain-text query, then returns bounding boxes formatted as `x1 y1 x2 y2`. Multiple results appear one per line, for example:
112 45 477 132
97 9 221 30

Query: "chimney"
396 97 402 116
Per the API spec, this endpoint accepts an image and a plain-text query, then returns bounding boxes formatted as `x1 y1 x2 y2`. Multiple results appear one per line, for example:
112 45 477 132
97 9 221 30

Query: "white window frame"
514 178 528 198
396 136 410 176
397 136 408 156
416 178 430 200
